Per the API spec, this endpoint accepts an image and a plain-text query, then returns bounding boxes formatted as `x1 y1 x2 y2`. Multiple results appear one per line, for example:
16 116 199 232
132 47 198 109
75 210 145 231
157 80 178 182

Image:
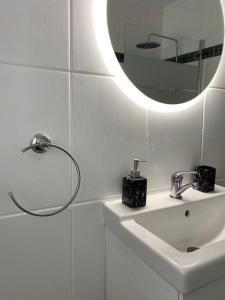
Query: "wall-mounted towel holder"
8 133 81 217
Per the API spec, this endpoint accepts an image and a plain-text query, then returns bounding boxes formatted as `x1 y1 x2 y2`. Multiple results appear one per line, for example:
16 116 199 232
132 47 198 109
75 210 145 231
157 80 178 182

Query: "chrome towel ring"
8 133 81 217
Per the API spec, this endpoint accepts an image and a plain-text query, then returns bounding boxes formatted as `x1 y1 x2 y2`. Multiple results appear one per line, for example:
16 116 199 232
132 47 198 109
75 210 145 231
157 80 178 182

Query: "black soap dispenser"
122 159 147 208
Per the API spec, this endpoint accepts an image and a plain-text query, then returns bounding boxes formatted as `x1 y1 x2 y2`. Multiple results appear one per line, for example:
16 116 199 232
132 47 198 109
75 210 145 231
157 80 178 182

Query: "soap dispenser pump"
122 159 147 208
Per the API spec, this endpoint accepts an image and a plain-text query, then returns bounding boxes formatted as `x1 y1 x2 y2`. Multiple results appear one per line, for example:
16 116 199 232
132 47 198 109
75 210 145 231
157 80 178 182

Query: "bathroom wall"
0 1 224 300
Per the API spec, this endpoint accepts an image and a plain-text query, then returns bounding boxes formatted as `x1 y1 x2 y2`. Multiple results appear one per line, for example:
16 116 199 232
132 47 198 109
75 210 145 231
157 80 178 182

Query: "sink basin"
103 186 225 294
134 196 225 252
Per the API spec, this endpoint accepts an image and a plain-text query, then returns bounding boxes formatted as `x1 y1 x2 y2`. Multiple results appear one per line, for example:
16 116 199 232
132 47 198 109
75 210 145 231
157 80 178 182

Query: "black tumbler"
194 165 216 193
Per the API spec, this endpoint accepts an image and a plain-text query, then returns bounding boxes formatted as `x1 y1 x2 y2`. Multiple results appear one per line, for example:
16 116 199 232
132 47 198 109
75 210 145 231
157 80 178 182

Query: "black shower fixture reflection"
136 32 179 62
136 41 161 49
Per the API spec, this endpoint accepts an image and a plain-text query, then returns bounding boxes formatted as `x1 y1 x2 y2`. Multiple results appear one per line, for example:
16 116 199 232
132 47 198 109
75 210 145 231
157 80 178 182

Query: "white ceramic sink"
134 196 225 252
104 186 225 294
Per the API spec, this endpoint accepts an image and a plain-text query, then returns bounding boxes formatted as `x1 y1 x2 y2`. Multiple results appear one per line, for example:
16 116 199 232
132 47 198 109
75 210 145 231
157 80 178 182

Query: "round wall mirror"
107 0 224 104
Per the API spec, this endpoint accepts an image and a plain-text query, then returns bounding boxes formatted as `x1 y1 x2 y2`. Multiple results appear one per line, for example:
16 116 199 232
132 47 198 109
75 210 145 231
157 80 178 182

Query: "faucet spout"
170 171 199 199
172 182 199 199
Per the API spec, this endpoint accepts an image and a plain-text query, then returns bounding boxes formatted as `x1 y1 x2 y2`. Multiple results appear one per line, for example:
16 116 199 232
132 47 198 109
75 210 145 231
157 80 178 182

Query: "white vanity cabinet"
106 230 225 300
106 230 178 300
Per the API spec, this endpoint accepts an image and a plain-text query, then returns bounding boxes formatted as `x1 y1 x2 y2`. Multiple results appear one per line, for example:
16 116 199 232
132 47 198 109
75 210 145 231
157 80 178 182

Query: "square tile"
0 209 72 300
0 0 69 69
71 74 147 202
202 88 225 179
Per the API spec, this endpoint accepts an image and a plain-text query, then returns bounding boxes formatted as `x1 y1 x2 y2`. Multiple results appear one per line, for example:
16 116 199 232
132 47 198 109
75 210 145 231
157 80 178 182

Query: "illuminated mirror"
107 0 224 104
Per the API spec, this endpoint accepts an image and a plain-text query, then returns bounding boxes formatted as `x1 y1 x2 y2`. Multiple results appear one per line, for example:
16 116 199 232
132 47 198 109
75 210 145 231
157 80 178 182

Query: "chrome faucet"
170 171 199 199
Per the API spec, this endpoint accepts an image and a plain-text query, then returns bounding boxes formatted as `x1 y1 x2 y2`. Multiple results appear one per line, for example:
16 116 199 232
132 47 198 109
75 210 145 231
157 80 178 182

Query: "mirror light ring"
92 0 225 113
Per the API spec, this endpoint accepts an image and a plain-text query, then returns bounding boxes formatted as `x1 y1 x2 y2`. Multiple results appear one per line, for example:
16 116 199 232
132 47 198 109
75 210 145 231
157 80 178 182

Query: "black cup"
194 165 216 193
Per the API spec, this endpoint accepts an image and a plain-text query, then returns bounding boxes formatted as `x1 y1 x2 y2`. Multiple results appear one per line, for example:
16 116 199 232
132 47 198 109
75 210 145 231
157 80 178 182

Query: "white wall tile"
71 74 147 202
0 209 72 300
0 0 69 69
72 0 112 75
146 98 204 190
73 201 105 300
202 88 225 179
0 64 70 216
216 179 225 187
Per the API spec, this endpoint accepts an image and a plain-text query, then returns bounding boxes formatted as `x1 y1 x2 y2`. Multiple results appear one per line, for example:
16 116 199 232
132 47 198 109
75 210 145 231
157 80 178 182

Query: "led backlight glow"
92 0 224 113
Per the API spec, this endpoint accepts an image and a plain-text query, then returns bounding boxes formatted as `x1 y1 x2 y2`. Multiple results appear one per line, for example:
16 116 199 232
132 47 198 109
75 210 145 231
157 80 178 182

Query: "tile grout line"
71 70 115 77
104 229 107 300
2 179 225 221
0 200 106 220
146 109 150 162
0 60 69 73
200 92 207 165
208 86 225 91
72 0 79 73
69 1 75 300
0 61 115 78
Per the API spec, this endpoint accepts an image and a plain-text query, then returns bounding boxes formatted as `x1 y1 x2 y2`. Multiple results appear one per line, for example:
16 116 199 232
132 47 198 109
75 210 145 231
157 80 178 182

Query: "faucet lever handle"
170 170 199 199
171 172 183 182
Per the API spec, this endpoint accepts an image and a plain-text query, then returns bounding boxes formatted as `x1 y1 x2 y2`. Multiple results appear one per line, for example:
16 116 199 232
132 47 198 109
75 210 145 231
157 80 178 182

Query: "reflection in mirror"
107 0 224 104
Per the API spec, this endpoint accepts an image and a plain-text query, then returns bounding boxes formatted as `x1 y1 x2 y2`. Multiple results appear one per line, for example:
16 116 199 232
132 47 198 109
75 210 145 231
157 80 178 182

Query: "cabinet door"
180 276 225 300
106 229 178 300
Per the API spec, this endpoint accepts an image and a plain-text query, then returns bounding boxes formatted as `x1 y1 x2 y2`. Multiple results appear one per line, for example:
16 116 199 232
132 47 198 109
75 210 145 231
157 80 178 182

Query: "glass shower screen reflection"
123 23 202 104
